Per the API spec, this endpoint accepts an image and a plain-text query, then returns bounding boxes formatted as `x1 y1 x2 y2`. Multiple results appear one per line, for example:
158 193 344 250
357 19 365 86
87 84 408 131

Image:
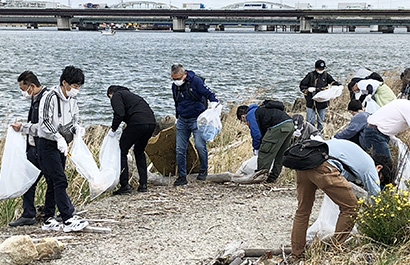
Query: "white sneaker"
42 217 61 231
63 216 89 233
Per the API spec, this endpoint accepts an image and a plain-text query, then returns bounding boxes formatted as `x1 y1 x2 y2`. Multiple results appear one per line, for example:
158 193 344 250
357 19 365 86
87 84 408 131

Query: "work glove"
209 102 219 109
108 130 116 137
253 149 259 156
293 129 302 138
308 87 316 93
56 135 68 156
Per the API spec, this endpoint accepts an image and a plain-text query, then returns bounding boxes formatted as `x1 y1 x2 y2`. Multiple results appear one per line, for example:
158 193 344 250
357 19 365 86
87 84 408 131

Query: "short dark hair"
106 85 129 97
171 64 184 75
372 153 394 187
347 77 363 92
60 66 84 86
236 105 248 120
17 71 41 87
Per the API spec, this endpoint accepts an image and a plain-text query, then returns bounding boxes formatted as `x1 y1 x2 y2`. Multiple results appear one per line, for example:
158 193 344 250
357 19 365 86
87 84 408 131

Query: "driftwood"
147 171 268 186
207 241 246 265
244 248 291 257
82 226 111 234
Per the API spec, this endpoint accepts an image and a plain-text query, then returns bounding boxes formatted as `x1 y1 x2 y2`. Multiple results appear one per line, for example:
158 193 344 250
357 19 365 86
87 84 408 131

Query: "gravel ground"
0 181 322 265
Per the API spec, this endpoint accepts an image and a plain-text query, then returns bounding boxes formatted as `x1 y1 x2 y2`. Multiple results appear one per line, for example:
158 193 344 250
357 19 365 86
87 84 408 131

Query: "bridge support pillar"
215 24 225 31
267 25 275 31
56 16 72 31
312 25 329 33
407 26 410 32
172 16 187 32
348 25 356 32
299 17 312 33
378 25 394 33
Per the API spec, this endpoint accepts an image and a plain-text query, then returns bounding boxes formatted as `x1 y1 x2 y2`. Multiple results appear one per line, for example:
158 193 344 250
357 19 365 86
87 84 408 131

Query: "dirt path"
0 182 322 265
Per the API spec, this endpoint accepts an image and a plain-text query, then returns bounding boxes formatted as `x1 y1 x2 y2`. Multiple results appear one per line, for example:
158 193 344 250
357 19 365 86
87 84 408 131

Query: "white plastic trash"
69 131 120 200
235 156 258 176
197 104 223 142
0 127 41 200
312 85 344 102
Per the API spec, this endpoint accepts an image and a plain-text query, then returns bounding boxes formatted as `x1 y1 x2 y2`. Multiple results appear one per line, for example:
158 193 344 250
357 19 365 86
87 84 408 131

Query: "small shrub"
356 184 410 245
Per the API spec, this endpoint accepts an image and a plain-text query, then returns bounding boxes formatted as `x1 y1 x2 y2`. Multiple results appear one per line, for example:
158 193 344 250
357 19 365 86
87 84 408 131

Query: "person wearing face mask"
291 114 321 144
347 77 396 108
37 66 89 233
106 85 156 195
334 99 370 149
8 71 50 227
170 64 218 186
300 60 340 133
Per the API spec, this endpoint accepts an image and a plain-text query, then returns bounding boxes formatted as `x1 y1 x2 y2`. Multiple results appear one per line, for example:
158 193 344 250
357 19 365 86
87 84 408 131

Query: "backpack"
173 75 209 109
282 140 329 170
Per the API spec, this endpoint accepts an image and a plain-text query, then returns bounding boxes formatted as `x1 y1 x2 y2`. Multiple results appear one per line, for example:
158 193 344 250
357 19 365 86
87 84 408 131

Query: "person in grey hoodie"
37 66 89 233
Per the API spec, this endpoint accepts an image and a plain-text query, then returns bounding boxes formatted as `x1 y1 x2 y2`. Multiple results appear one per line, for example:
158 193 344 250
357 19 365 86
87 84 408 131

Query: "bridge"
1 8 410 33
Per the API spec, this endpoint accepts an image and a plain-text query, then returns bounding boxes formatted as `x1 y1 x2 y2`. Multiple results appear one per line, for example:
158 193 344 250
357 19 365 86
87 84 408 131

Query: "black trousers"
119 124 155 187
37 138 74 222
21 145 44 218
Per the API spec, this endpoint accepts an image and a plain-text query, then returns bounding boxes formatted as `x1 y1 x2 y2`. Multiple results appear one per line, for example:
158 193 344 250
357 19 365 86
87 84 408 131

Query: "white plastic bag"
354 68 373 79
69 131 120 200
364 95 380 114
390 137 410 190
235 156 258 176
312 85 344 102
0 127 40 200
306 194 357 243
197 105 223 142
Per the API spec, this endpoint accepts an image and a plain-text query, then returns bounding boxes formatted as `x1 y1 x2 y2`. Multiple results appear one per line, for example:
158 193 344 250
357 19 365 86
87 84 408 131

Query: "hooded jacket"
38 85 79 143
254 100 291 137
300 71 339 109
110 86 156 131
172 70 218 119
245 104 262 150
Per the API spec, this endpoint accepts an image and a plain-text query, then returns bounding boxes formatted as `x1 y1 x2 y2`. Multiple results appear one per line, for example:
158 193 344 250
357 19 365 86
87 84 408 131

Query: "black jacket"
300 71 339 109
110 87 156 131
254 100 291 137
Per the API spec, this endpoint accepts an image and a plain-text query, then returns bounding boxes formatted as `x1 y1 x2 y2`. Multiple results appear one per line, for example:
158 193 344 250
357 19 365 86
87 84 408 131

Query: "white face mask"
66 87 79 97
173 79 184 86
316 70 325 74
21 87 32 100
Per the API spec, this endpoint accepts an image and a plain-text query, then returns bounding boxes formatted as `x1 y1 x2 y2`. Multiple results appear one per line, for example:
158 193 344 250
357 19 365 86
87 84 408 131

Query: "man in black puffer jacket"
107 85 156 194
255 100 294 183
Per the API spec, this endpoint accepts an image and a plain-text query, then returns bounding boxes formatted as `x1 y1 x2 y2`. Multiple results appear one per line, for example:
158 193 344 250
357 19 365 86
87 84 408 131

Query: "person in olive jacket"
107 85 156 194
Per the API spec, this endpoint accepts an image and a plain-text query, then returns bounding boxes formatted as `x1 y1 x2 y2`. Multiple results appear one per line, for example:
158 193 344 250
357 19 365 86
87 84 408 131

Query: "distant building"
0 0 69 8
295 3 312 9
337 2 367 9
182 3 205 9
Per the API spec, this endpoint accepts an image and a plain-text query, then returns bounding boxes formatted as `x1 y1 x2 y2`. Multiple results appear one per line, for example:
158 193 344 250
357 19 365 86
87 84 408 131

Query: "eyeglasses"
172 75 184 81
70 83 82 89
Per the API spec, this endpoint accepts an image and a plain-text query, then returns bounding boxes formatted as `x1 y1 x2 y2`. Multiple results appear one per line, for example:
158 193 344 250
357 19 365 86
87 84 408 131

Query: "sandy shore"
0 181 322 265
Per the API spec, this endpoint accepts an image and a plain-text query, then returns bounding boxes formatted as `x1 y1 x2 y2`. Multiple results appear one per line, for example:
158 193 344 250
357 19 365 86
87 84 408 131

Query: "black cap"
315 60 326 70
347 77 363 92
347 99 363 112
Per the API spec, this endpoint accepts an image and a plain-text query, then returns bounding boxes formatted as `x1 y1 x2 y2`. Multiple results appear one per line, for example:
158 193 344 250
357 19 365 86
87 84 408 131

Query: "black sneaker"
197 170 207 181
137 184 147 192
173 176 188 186
113 185 133 195
266 176 278 183
9 216 36 227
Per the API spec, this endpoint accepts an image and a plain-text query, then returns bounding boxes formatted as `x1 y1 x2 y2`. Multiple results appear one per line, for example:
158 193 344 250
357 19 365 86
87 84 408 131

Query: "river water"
0 28 409 130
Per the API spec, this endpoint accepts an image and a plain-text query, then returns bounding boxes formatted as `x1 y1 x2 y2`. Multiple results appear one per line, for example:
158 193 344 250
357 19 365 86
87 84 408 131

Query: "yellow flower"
391 214 395 217
397 206 402 211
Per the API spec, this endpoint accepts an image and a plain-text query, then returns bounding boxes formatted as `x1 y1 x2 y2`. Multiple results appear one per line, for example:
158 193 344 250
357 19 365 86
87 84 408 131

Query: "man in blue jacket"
171 64 218 186
236 104 262 156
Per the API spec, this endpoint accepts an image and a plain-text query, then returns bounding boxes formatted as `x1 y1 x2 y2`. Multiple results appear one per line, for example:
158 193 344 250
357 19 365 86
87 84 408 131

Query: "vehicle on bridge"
83 2 108 8
222 1 294 10
182 3 205 9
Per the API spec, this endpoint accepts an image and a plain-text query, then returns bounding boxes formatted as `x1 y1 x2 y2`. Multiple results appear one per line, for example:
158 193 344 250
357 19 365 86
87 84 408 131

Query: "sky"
67 0 410 9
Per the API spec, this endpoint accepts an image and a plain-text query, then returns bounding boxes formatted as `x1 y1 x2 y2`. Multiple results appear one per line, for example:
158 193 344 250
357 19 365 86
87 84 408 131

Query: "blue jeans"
306 107 326 132
176 117 208 177
363 126 391 158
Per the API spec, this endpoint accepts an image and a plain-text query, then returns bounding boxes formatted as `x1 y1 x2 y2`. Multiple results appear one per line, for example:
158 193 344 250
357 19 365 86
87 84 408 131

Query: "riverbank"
0 70 409 264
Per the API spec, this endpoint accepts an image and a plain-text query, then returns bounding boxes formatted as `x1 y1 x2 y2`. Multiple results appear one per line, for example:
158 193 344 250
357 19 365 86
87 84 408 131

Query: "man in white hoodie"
37 66 88 232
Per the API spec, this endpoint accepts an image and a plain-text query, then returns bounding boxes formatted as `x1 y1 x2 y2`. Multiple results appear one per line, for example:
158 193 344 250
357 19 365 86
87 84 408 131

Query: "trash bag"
364 95 380 114
306 194 358 243
0 127 40 200
312 85 344 102
390 137 410 190
197 105 223 142
235 156 257 176
69 131 120 200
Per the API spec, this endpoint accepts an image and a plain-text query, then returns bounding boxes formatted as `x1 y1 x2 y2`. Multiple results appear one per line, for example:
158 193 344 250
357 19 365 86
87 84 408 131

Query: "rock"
0 235 37 265
153 115 176 136
291 97 306 113
35 238 64 261
145 126 199 176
